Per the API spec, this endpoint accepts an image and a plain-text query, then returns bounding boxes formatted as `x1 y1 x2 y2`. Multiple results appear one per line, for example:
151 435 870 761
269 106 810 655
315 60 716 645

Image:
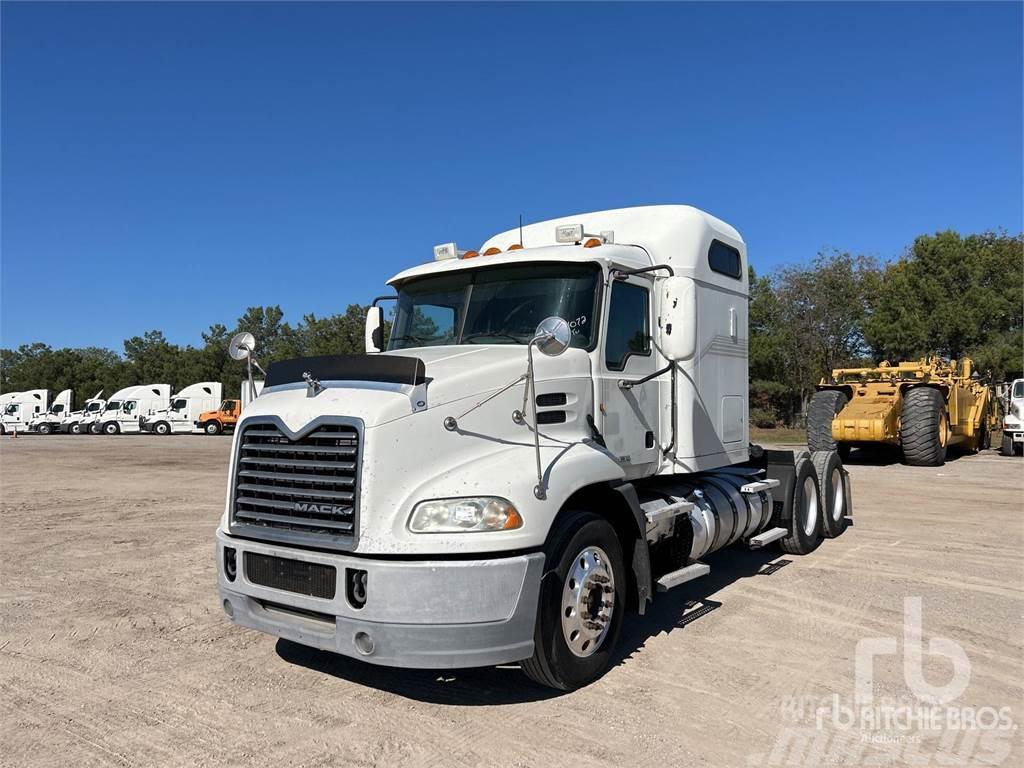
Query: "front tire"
89 423 102 435
153 421 170 436
807 390 850 460
38 423 53 435
779 456 823 555
204 421 222 435
900 388 948 466
69 422 82 435
521 511 626 691
102 421 120 435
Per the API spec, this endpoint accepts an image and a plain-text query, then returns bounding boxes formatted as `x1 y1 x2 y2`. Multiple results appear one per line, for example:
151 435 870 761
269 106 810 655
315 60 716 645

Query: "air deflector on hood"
264 354 426 388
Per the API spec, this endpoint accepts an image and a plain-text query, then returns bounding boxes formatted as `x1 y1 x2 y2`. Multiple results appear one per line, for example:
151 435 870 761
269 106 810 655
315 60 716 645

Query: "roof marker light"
433 243 458 261
463 250 480 259
483 247 501 256
583 238 602 248
508 243 524 251
555 224 584 243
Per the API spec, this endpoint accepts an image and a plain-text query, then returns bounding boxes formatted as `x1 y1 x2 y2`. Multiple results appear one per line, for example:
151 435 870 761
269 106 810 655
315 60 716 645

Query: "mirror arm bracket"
371 295 398 307
611 264 674 281
618 363 673 390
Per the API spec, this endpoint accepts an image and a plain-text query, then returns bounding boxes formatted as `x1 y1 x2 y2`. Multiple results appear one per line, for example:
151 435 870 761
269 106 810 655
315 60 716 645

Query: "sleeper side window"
708 239 742 279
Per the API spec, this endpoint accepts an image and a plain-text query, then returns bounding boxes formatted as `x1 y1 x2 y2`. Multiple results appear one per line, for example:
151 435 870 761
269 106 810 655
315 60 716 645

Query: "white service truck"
215 205 853 690
28 389 73 434
140 382 223 435
1000 378 1023 456
63 391 106 434
92 384 171 434
1 390 49 434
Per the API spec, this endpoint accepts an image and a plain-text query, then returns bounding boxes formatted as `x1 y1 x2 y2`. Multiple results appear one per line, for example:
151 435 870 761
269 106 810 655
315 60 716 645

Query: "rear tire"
900 388 948 466
521 511 626 691
779 456 823 555
812 450 847 538
807 390 850 460
204 421 222 435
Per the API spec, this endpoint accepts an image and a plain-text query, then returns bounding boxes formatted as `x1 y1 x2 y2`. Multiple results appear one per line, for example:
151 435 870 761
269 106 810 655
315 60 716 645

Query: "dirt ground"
1 435 1021 768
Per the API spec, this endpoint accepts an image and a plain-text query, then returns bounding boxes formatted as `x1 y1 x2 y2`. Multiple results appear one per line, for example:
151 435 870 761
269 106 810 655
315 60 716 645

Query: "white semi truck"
1 390 49 434
92 384 171 434
28 389 74 434
215 205 853 690
140 381 223 435
62 391 106 434
1000 378 1023 456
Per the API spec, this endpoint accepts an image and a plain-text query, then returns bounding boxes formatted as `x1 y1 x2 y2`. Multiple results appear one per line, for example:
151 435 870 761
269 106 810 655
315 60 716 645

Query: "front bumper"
216 530 544 669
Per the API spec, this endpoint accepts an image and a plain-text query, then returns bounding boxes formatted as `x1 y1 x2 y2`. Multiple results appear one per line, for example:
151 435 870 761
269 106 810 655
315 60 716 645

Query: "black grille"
244 552 337 599
536 410 567 424
232 421 359 540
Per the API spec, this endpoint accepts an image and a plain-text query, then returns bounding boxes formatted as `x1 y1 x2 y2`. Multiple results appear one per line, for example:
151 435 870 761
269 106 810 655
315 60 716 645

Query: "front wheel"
153 421 170 436
89 423 102 435
203 421 222 435
38 423 53 435
69 422 82 435
521 512 626 691
102 421 120 435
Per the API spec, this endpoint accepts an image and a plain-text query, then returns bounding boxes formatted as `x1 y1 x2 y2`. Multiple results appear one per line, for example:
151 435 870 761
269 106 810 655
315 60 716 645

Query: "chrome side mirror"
532 316 571 357
365 306 384 354
228 331 266 403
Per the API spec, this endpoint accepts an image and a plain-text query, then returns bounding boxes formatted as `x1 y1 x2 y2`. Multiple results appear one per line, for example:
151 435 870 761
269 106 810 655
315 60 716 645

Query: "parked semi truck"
215 205 853 690
0 390 48 434
140 382 222 435
196 380 264 435
1001 378 1024 456
62 391 106 434
90 384 171 434
28 389 74 433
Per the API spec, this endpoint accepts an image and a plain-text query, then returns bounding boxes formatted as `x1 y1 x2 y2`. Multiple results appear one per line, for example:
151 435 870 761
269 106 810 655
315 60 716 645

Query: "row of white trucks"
0 381 263 435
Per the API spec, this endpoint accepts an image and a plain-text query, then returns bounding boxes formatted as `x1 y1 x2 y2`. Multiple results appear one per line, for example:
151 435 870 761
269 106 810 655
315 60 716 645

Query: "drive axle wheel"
779 456 823 555
522 511 625 691
812 450 847 538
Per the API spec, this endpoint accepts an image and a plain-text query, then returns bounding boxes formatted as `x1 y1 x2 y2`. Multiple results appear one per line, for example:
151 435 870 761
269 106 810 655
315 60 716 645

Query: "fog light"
224 547 237 581
353 631 375 656
222 599 234 618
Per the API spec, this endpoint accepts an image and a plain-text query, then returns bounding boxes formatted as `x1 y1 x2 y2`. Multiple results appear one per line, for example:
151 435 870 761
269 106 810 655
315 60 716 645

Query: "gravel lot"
1 435 1021 767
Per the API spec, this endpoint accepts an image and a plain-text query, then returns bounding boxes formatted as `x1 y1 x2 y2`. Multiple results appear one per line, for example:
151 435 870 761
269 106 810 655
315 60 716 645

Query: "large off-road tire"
900 387 948 466
102 421 120 435
779 456 823 555
812 450 847 539
521 511 627 691
203 421 222 435
807 390 851 461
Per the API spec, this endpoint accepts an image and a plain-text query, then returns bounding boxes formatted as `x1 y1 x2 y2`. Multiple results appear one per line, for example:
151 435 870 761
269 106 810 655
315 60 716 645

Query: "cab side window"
605 282 651 371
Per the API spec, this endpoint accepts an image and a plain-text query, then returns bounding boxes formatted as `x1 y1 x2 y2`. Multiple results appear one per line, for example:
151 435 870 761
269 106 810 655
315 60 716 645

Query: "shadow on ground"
275 547 789 705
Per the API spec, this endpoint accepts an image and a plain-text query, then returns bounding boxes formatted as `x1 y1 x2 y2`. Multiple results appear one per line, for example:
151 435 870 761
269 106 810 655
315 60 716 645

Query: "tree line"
2 230 1021 425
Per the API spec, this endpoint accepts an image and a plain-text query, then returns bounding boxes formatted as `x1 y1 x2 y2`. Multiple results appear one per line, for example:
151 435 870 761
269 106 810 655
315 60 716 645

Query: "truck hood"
242 346 591 433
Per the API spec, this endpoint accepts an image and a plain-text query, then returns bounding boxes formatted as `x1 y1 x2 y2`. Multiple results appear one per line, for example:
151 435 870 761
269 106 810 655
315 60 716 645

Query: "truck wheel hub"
561 545 614 658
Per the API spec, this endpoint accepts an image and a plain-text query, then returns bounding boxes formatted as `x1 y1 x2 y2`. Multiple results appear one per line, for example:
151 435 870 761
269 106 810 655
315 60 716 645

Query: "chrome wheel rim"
831 468 844 522
802 476 819 536
561 545 615 658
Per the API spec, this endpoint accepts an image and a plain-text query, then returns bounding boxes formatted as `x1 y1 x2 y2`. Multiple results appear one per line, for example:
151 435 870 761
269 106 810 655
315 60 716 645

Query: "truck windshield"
388 263 600 350
1013 381 1024 399
87 402 102 411
105 401 121 412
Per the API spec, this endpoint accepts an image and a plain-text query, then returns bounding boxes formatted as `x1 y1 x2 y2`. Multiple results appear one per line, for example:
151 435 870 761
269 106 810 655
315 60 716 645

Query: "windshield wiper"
462 332 528 344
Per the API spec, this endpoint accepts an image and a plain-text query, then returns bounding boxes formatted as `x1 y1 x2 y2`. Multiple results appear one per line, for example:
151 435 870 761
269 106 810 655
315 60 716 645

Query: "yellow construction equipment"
807 357 996 466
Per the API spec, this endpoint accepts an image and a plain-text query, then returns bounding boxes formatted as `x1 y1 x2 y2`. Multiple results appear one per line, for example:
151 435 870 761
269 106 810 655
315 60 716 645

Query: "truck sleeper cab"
216 205 853 690
140 382 222 435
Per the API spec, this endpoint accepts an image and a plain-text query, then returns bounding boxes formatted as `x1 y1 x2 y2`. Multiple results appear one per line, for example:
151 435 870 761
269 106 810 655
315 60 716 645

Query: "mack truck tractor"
215 205 853 690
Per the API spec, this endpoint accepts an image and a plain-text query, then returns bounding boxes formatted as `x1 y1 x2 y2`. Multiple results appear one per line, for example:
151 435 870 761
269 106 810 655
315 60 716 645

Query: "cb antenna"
519 214 523 247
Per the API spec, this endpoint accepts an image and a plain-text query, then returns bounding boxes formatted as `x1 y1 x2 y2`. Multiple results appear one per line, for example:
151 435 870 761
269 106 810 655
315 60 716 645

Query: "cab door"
596 275 660 471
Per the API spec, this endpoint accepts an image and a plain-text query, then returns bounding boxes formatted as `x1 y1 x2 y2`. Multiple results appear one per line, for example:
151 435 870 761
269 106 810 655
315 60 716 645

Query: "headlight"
408 497 522 533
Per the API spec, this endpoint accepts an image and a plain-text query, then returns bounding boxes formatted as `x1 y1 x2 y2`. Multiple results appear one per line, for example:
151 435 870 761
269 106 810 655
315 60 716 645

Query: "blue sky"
2 1 1021 351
